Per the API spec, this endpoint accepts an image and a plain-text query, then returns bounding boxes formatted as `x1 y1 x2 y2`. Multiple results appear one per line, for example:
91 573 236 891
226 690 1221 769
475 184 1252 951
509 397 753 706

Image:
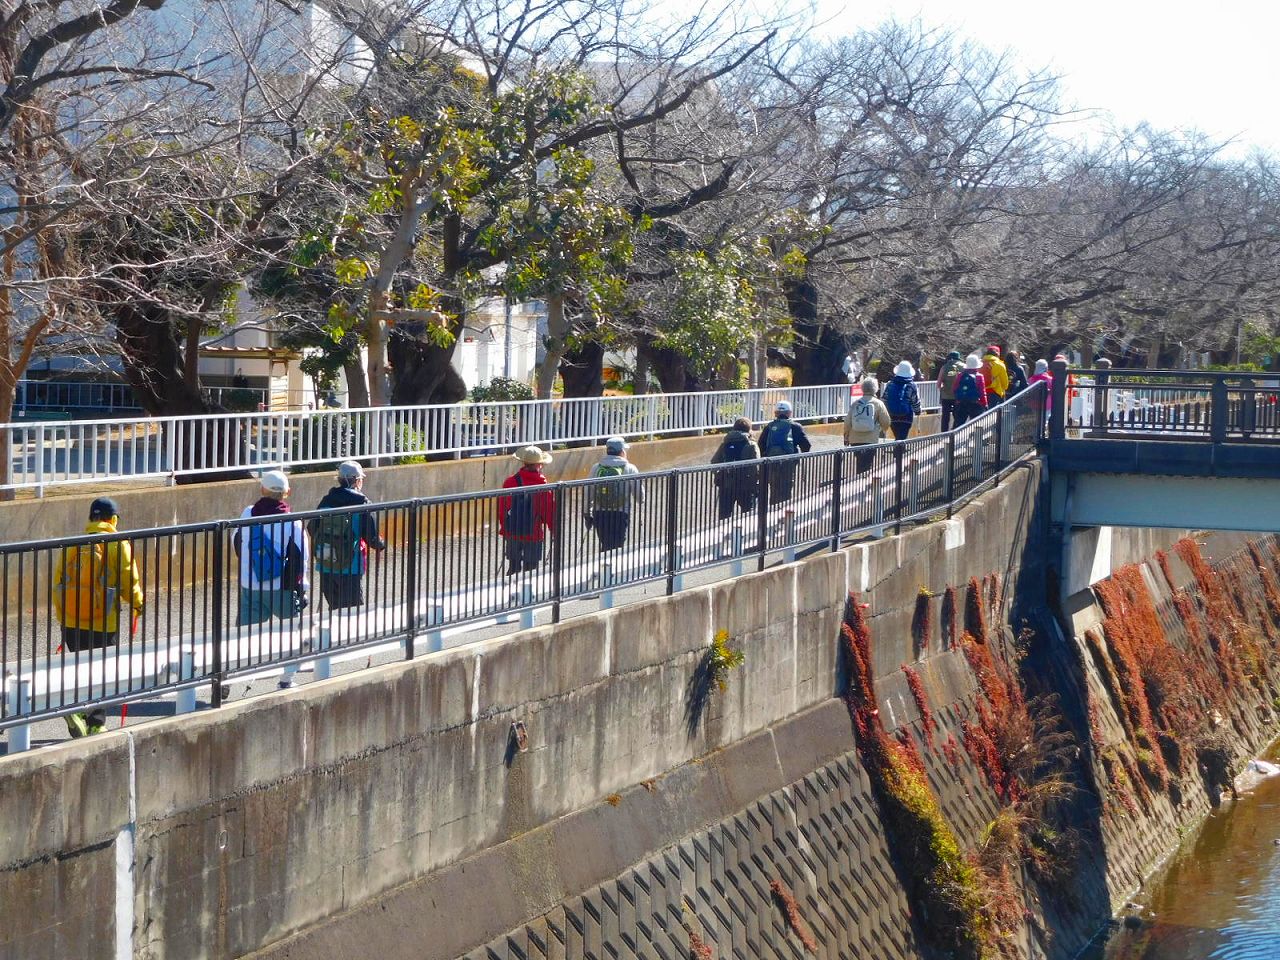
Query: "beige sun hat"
513 445 553 465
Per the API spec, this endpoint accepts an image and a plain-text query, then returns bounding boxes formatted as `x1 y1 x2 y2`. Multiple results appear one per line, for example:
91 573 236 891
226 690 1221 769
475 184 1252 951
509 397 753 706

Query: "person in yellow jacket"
52 497 144 737
981 346 1009 406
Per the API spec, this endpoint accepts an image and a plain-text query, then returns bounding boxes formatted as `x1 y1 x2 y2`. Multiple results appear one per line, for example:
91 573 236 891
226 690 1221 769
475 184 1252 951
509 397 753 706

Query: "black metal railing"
1049 361 1280 443
1 382 1047 746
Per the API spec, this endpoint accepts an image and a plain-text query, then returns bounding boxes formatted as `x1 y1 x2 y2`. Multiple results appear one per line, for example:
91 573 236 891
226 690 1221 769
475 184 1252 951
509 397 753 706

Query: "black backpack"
504 473 535 536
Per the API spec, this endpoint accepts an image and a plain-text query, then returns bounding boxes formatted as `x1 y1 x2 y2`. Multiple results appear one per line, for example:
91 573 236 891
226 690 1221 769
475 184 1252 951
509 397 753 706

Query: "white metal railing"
2 382 941 495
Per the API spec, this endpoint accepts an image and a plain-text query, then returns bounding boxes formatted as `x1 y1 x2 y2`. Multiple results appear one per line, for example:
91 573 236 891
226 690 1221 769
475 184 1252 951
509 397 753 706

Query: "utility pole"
503 298 513 380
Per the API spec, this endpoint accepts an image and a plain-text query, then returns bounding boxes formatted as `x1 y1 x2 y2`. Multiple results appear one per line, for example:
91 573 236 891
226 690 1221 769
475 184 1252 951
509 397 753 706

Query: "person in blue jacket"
311 461 386 610
883 361 923 440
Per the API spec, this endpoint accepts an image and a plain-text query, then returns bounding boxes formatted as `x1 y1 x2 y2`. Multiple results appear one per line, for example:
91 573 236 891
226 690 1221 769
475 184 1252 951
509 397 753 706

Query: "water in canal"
1094 750 1280 960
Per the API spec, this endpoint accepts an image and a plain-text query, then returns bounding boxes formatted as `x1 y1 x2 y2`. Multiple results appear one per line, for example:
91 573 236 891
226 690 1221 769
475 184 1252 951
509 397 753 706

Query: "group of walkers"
934 346 1056 433
53 460 387 736
49 349 1059 736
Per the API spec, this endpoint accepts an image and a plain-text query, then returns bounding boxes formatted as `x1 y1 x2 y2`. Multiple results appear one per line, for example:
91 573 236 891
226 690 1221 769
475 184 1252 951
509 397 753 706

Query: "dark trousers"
853 446 877 474
985 390 1002 408
717 486 756 520
320 573 365 610
504 538 545 575
889 417 913 441
940 399 956 432
953 400 983 427
592 510 630 551
765 460 797 503
62 627 115 727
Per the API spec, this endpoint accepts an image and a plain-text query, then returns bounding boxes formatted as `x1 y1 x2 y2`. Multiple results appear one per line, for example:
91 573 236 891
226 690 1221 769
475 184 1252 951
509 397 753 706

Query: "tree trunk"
115 303 251 483
0 378 13 501
786 274 847 386
535 292 568 399
343 353 370 409
637 337 699 393
559 338 604 397
633 349 650 395
1146 332 1164 370
387 328 467 406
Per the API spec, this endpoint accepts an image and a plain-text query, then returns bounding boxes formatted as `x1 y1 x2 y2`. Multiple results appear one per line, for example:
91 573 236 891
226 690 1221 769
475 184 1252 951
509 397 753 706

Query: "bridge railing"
0 382 941 497
1050 363 1280 443
0 382 1035 749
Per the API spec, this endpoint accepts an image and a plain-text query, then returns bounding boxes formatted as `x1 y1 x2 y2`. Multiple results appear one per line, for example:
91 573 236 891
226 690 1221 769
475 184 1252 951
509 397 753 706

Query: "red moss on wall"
942 733 962 767
964 577 988 642
912 590 934 654
902 664 937 749
942 586 959 649
769 880 818 953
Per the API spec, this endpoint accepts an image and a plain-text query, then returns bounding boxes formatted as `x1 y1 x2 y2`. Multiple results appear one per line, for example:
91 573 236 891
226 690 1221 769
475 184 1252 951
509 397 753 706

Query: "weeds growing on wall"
769 879 818 953
685 629 745 737
943 586 959 648
902 664 937 749
965 577 989 642
913 588 934 655
839 592 989 959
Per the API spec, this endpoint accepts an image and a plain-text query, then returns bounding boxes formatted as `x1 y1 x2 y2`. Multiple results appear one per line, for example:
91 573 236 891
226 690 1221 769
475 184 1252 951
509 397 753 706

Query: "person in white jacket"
233 470 310 625
843 378 892 473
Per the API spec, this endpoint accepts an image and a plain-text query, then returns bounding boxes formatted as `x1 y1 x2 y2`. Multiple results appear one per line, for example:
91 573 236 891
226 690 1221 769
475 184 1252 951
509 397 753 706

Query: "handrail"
0 381 941 496
0 381 1037 748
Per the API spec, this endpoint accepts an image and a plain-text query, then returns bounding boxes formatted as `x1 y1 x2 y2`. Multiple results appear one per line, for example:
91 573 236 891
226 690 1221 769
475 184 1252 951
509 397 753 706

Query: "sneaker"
65 713 89 739
86 723 105 736
277 677 294 690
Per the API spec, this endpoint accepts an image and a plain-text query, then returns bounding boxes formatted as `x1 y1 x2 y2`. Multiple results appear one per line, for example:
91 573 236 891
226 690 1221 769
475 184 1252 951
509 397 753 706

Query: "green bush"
470 377 534 403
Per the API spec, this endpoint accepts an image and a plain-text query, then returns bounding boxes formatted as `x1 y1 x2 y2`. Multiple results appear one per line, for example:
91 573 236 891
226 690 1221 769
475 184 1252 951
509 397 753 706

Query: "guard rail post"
1241 376 1257 439
994 406 1005 482
5 678 31 753
210 525 225 707
893 442 905 535
34 421 45 498
405 501 420 660
1211 376 1228 444
665 471 679 595
945 432 957 519
756 459 771 572
1049 360 1068 439
829 448 843 552
1093 358 1112 432
551 486 564 623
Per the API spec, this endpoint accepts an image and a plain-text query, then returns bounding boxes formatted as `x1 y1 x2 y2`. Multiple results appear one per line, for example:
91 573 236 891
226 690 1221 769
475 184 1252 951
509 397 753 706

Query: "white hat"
513 445 553 465
1034 358 1049 374
776 400 792 415
894 361 915 378
260 469 289 493
965 355 982 370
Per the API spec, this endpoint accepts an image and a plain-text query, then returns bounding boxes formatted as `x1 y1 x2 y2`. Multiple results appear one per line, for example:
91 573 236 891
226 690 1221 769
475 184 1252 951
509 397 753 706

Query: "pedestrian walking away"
311 461 386 611
1028 359 1054 419
1005 350 1029 395
844 378 891 473
52 497 145 737
499 446 556 575
883 361 922 440
937 351 964 432
952 355 988 427
587 437 644 552
234 470 310 628
758 400 811 504
981 346 1009 407
711 417 760 520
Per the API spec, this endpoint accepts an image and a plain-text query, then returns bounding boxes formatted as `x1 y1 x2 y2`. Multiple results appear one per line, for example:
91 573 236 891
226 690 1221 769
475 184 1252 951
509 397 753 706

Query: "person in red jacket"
498 445 556 575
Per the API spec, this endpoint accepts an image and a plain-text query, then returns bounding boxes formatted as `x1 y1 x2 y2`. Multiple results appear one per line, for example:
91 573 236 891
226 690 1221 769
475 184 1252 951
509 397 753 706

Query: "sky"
813 0 1280 157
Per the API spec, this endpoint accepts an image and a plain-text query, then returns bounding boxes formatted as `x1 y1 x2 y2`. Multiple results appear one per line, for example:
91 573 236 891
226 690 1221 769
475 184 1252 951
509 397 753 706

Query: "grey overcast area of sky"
811 0 1280 156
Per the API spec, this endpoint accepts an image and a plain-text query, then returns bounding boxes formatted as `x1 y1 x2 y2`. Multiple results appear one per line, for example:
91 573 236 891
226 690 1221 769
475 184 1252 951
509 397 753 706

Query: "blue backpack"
884 379 914 416
954 370 981 402
761 421 797 457
248 525 285 580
